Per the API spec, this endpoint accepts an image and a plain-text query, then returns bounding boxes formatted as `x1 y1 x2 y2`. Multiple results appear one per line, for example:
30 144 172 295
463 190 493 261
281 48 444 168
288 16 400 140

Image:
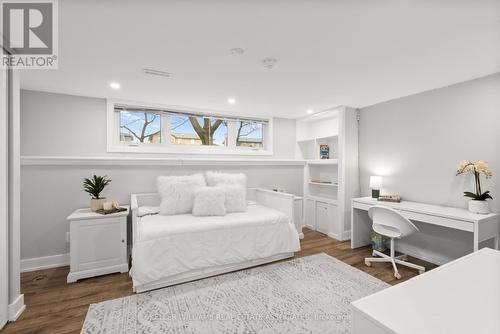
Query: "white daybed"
130 188 301 293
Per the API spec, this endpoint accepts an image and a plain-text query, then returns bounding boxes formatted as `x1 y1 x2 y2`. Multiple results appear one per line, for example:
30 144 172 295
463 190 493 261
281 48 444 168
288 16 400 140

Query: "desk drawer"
352 202 372 211
352 201 474 232
402 210 473 232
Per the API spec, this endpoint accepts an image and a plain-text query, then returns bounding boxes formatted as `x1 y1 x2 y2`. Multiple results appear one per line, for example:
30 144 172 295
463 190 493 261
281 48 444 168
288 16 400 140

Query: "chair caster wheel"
394 272 401 279
365 260 371 267
372 252 376 256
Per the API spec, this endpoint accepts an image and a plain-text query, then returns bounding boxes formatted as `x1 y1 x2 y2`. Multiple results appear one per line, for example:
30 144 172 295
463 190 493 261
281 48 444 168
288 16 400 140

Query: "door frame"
0 56 9 329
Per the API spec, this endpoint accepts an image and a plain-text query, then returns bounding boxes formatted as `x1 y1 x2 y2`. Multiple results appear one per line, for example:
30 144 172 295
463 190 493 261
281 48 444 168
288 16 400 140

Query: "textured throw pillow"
192 186 226 217
205 171 246 188
223 185 247 213
157 174 206 215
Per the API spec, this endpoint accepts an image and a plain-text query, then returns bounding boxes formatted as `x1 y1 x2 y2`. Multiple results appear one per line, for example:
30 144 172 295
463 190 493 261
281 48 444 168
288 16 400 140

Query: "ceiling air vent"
142 68 171 78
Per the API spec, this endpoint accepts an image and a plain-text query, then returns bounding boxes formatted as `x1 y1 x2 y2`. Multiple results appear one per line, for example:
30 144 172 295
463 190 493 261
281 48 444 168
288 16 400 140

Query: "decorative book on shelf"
310 180 332 184
319 144 330 159
377 195 401 203
95 207 128 215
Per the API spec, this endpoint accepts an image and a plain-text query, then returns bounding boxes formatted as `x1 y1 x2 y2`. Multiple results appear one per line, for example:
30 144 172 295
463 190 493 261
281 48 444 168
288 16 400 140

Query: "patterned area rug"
82 253 389 333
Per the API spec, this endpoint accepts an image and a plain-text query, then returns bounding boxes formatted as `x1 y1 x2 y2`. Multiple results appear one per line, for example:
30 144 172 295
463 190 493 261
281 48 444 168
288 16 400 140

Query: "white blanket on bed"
131 204 300 287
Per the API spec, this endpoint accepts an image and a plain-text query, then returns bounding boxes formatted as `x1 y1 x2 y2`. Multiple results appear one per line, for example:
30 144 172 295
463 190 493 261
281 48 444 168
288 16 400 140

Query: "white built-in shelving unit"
296 106 359 240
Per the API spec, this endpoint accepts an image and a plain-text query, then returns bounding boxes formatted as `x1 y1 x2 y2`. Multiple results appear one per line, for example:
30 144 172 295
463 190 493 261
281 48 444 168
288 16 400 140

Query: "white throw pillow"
205 171 246 188
192 186 226 216
223 185 247 213
157 174 206 215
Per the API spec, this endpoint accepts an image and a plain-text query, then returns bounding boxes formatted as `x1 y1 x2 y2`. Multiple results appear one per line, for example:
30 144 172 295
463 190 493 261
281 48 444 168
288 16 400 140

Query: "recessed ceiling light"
306 109 313 114
227 98 236 104
109 82 121 90
230 48 245 55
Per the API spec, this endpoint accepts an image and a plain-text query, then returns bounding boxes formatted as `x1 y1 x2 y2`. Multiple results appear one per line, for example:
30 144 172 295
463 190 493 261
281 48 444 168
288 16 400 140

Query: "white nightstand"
66 206 129 283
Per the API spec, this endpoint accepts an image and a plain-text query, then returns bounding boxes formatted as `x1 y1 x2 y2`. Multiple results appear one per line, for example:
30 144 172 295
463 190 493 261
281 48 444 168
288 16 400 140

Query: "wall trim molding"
21 253 70 273
8 294 25 321
21 156 306 167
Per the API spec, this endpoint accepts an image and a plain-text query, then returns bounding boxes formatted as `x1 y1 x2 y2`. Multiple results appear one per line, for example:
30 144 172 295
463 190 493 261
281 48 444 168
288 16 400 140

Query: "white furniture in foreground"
352 197 499 254
365 206 425 279
130 188 300 293
352 248 500 334
67 207 129 283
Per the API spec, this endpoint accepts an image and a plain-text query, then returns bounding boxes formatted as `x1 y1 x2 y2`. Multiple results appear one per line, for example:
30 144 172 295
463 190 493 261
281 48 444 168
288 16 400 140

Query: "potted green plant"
370 229 389 252
83 175 111 212
456 161 493 214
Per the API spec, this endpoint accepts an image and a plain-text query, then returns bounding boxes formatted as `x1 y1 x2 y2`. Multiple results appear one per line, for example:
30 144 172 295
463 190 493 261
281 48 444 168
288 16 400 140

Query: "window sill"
107 144 273 156
20 156 305 166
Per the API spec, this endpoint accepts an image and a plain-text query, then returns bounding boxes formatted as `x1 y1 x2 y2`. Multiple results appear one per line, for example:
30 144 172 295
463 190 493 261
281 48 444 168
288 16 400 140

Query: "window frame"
106 99 273 156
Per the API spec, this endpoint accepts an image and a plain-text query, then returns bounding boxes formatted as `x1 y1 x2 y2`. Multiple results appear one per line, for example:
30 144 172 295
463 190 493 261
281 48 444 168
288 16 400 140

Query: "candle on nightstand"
103 202 113 210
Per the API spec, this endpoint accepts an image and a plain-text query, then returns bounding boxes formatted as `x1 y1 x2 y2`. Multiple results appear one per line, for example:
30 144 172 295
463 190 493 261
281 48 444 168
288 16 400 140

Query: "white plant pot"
90 198 106 212
468 200 490 214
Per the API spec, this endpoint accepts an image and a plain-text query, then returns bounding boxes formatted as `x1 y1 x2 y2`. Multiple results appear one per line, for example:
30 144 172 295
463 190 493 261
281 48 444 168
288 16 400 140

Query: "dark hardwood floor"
2 228 437 333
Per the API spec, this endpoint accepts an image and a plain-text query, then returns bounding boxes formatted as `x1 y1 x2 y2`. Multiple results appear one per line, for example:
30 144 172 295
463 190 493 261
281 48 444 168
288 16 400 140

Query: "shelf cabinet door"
328 203 340 238
305 199 316 230
316 201 330 234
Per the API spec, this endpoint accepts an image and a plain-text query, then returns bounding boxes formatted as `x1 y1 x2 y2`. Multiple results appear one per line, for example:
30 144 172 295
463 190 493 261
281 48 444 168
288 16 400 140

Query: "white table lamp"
369 176 383 198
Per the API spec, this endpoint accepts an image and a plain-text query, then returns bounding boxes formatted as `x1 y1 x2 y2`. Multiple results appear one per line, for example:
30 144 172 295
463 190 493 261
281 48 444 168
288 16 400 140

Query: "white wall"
19 90 302 263
21 90 297 159
359 73 500 263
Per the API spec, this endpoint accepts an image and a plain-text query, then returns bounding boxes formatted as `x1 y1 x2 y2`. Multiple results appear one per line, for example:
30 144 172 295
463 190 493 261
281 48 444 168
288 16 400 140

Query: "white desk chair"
365 205 425 279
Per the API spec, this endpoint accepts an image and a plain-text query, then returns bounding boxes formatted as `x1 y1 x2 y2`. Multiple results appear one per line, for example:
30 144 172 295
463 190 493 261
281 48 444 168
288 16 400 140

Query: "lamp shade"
369 176 383 189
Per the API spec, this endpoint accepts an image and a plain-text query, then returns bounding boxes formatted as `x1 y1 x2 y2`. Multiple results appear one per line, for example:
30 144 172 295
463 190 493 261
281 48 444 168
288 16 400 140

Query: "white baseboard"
328 232 340 240
8 294 25 321
21 253 70 273
329 230 352 241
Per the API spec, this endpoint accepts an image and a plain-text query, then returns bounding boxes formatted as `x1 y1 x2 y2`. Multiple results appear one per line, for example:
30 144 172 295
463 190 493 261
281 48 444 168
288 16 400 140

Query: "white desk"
351 197 499 252
352 248 500 334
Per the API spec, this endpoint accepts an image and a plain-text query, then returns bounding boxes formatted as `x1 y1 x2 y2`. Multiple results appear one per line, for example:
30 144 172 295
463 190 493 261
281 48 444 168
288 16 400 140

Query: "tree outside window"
120 111 161 144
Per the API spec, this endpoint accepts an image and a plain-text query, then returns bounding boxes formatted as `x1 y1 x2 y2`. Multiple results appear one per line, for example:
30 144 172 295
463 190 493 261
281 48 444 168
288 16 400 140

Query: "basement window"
107 100 273 155
119 110 161 144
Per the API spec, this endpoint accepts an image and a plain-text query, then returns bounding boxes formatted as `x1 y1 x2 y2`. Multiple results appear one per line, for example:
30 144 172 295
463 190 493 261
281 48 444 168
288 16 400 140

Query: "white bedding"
131 203 300 288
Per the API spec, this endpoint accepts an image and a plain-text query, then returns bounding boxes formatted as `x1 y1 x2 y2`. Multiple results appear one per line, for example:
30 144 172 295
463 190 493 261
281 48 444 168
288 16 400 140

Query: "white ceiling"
20 0 500 118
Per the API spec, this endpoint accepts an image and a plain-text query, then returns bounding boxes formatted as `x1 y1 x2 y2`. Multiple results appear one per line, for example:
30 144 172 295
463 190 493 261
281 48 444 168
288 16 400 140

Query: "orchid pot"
468 200 490 214
456 161 493 215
